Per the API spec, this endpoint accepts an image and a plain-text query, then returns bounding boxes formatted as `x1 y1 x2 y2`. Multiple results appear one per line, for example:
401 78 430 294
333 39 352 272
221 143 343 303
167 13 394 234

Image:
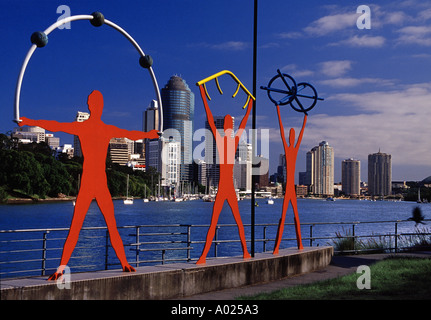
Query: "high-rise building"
147 137 180 188
143 99 160 168
73 111 90 157
368 151 392 196
161 75 195 183
143 100 159 133
233 140 252 191
196 159 207 187
255 155 269 189
307 141 334 196
342 158 361 196
276 154 286 184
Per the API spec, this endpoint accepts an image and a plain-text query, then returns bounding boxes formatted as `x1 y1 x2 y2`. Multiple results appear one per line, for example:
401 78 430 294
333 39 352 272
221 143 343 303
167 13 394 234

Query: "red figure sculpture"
196 84 253 264
273 105 307 253
19 90 159 280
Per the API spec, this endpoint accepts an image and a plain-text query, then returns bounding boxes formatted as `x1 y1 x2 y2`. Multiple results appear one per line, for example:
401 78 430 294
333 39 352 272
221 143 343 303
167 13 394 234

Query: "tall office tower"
161 75 195 183
254 155 269 189
205 116 235 187
305 150 314 186
73 111 90 157
233 140 252 191
147 138 180 187
368 151 392 196
143 100 160 167
342 158 361 196
196 159 207 187
277 154 286 184
308 141 334 196
143 100 159 132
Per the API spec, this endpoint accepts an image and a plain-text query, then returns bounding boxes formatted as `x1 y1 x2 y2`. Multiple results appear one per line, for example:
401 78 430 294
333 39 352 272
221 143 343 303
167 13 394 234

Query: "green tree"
34 153 72 197
0 149 49 197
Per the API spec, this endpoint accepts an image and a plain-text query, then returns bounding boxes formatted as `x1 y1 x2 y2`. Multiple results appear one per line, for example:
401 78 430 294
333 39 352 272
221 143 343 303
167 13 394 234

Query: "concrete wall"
1 246 333 300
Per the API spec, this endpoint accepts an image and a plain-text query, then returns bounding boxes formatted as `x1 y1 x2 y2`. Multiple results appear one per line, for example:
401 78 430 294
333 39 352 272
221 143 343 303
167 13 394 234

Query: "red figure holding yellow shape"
196 71 254 264
273 105 306 253
19 90 159 280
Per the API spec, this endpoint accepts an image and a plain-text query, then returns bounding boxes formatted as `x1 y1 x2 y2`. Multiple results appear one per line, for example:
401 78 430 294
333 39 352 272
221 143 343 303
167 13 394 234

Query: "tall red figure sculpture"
273 105 306 253
19 90 159 280
196 71 254 264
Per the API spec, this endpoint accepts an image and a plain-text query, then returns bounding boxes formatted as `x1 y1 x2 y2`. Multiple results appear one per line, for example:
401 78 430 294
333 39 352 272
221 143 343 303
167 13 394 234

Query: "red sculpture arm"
199 85 219 139
19 117 80 135
235 98 253 149
295 114 308 149
107 125 159 141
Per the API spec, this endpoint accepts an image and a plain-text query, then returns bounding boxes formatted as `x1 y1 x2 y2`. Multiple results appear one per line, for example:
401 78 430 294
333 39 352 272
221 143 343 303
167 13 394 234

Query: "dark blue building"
161 75 195 183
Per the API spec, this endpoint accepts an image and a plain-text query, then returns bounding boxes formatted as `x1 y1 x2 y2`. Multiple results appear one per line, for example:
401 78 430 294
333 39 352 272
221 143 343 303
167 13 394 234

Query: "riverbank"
5 197 75 204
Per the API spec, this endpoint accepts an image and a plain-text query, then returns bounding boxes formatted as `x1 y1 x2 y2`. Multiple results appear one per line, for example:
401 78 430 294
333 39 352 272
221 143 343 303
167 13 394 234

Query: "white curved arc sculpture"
14 12 163 133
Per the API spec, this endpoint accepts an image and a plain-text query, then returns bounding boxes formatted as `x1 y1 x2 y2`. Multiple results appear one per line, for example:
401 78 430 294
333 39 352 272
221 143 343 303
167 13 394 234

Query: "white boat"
123 174 133 205
266 197 274 205
142 185 149 202
123 198 133 205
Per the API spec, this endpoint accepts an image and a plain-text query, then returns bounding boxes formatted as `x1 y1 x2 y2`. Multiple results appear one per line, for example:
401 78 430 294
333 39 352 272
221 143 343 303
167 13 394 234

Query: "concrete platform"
0 246 333 300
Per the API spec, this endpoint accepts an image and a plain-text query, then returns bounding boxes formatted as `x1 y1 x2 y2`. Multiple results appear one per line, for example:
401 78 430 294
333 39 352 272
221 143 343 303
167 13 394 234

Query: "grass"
238 257 431 300
330 226 431 254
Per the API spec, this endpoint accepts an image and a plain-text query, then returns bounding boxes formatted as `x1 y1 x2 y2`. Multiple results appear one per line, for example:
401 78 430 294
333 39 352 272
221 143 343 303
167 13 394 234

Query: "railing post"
394 222 398 253
186 225 191 262
41 231 49 276
214 226 219 257
352 224 356 253
309 225 313 247
162 249 166 265
105 230 109 270
135 226 140 267
263 226 267 252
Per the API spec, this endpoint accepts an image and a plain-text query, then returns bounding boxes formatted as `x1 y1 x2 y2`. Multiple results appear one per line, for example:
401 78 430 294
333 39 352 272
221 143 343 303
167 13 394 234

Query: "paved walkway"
180 251 431 300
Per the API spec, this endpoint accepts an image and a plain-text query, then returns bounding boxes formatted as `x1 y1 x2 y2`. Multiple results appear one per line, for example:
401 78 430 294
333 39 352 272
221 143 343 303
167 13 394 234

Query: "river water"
1 198 430 278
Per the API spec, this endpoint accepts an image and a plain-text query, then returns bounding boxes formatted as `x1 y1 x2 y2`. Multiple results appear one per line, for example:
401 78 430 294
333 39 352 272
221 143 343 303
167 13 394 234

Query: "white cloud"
319 77 395 88
281 64 314 78
333 35 386 48
304 12 357 36
396 26 431 46
301 83 431 166
278 32 302 39
192 41 249 51
319 60 353 77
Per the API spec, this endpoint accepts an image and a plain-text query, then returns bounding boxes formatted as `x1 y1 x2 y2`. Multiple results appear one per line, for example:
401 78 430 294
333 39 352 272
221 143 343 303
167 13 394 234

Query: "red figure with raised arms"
196 84 253 264
273 105 306 254
19 90 159 280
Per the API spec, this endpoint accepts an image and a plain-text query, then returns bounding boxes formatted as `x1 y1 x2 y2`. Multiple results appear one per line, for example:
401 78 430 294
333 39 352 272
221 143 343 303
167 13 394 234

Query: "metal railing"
1 219 430 279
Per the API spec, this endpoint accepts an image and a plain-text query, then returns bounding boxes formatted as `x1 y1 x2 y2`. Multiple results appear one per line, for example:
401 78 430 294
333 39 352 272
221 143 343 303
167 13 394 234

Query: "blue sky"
1 0 430 183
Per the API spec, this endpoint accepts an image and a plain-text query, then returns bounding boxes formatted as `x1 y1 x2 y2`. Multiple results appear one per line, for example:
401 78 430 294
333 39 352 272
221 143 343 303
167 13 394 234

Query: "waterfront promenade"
182 251 431 300
1 246 333 300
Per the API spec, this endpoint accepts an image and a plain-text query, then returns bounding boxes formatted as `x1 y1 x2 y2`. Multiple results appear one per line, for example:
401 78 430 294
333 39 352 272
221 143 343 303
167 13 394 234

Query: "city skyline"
1 1 430 183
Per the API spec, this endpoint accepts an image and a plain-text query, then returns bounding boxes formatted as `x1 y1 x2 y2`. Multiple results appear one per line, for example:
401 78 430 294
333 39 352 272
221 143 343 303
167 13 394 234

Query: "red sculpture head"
289 128 296 146
87 90 104 119
224 114 233 131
